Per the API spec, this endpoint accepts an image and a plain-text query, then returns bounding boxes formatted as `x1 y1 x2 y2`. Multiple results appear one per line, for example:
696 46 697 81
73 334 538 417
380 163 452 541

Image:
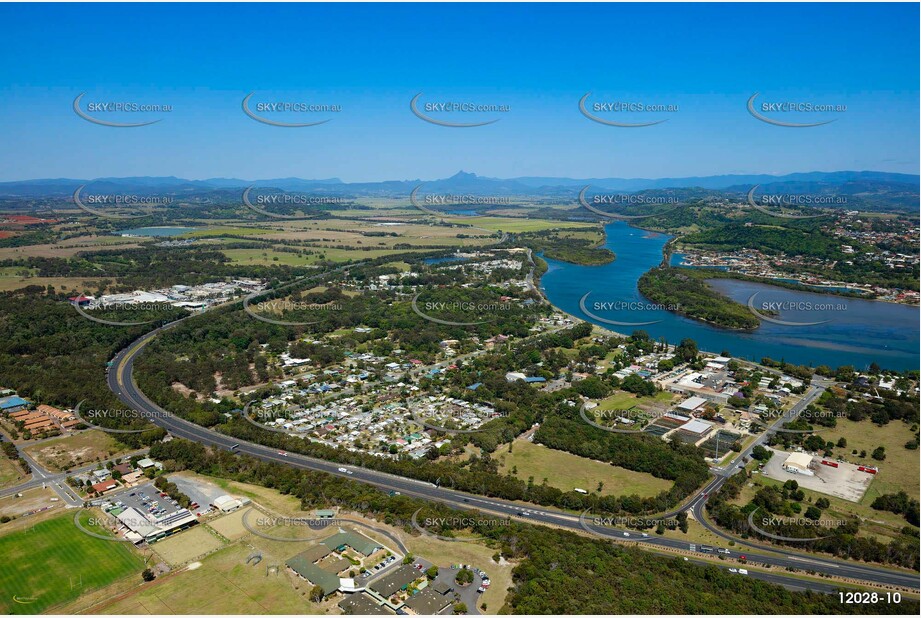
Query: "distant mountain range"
1 170 917 211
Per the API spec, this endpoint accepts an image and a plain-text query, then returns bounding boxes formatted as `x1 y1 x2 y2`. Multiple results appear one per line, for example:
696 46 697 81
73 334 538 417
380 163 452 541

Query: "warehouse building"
782 452 815 476
677 418 714 439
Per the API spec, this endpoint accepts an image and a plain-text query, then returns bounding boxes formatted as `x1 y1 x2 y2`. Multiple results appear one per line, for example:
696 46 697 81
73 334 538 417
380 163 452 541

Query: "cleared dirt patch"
22 430 130 472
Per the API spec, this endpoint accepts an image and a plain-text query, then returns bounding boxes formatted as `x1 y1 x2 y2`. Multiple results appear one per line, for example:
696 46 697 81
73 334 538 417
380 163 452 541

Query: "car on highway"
278 450 287 456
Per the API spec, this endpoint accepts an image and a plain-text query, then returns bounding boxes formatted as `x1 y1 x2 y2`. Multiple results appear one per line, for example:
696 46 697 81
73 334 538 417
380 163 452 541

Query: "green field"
594 390 675 412
93 543 312 614
222 246 406 266
0 452 28 488
497 438 671 498
459 216 594 233
0 512 144 614
821 418 920 505
736 472 909 545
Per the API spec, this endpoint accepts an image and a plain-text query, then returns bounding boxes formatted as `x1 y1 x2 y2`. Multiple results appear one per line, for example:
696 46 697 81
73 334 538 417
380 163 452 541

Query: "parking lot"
761 448 873 502
358 552 402 582
105 482 186 521
169 475 227 515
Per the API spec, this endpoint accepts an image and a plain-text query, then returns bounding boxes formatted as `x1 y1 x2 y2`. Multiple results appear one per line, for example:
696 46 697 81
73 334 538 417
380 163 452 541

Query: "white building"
782 452 814 476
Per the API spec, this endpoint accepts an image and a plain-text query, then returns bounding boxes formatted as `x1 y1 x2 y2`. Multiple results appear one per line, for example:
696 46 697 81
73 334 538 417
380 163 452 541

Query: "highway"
105 320 920 594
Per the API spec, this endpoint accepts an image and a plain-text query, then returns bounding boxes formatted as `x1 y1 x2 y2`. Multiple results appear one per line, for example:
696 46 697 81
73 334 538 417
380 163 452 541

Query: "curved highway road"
104 320 919 594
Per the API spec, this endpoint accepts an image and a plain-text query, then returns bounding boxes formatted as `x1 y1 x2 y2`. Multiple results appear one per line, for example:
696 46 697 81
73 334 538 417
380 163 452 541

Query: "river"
539 221 919 371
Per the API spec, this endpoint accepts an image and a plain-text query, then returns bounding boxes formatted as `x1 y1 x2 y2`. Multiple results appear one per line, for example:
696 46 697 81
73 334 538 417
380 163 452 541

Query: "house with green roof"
286 547 341 596
321 530 382 556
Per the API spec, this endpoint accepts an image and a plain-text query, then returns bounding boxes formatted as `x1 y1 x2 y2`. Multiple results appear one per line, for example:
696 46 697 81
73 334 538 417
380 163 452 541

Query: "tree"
455 568 474 585
871 446 886 461
675 338 699 362
142 569 156 582
805 506 822 521
309 585 326 603
425 565 439 580
453 602 468 614
836 437 847 448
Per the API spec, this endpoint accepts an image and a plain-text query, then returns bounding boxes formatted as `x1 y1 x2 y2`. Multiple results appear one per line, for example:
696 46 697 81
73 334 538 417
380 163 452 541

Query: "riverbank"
536 220 919 371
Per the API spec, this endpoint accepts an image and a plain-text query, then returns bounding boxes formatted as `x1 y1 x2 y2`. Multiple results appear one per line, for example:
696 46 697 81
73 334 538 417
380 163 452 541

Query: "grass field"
0 511 143 614
734 465 910 545
497 438 671 498
0 452 28 488
0 275 117 293
152 525 226 566
221 246 405 266
23 430 131 472
594 390 675 412
458 217 594 233
92 543 313 615
819 419 919 505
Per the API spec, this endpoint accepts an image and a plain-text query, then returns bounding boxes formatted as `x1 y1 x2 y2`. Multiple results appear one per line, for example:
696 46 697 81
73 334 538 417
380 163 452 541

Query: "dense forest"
0 287 169 447
515 228 615 265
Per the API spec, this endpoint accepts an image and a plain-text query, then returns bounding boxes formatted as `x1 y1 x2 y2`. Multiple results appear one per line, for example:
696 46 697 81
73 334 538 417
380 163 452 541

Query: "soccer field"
0 512 144 614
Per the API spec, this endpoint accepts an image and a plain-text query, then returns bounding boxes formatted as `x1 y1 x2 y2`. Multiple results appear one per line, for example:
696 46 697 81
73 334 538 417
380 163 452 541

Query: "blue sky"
0 2 917 181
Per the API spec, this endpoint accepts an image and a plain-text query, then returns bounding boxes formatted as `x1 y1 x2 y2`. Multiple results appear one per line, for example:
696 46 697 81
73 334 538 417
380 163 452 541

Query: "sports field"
0 511 143 614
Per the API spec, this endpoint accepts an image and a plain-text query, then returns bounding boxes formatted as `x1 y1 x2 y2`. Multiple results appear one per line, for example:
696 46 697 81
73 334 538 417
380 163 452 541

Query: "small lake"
541 222 919 371
116 227 198 237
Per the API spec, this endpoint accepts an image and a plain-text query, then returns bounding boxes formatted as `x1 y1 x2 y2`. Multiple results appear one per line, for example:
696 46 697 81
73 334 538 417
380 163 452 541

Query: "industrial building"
677 418 714 439
782 452 815 476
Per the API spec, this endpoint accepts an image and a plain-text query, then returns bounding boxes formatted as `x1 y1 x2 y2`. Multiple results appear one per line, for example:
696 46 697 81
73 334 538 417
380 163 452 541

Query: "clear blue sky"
0 2 917 181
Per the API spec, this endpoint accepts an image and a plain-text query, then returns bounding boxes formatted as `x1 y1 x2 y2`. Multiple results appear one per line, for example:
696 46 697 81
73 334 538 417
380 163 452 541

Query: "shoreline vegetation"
637 267 761 331
519 226 616 266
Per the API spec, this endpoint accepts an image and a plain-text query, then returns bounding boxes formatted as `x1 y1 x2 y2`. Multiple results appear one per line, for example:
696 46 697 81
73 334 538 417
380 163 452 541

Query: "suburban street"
97 320 920 594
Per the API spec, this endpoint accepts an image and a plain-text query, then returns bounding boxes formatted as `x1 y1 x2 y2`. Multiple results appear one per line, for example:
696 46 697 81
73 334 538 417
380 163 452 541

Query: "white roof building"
213 495 243 512
782 452 814 476
677 396 708 412
678 419 713 436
